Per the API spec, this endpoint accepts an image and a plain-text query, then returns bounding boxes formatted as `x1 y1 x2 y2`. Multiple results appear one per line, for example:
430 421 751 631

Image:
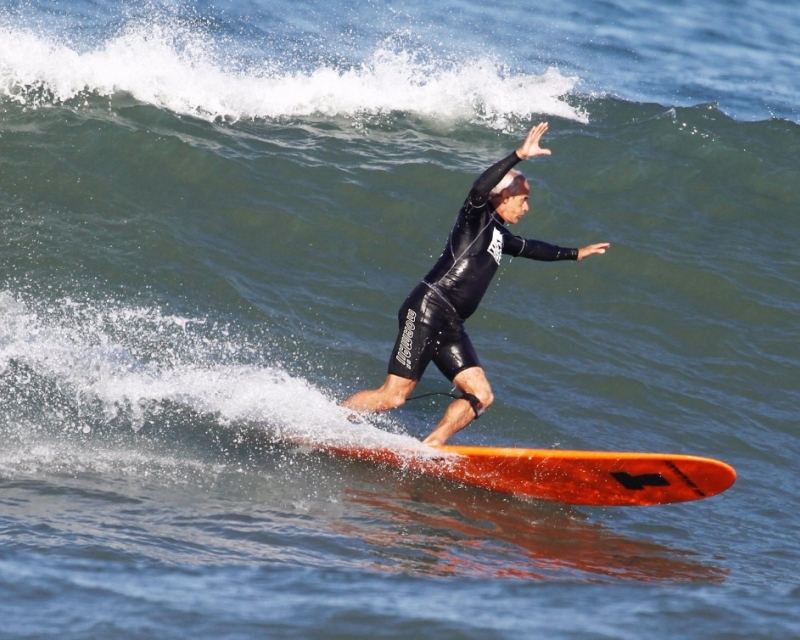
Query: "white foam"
0 19 588 125
0 291 424 454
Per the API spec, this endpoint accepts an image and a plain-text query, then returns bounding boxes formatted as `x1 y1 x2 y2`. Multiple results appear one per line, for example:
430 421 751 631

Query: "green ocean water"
2 2 800 636
4 101 798 450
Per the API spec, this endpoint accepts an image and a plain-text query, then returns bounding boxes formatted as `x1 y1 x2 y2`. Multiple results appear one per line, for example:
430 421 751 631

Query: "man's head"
489 170 530 225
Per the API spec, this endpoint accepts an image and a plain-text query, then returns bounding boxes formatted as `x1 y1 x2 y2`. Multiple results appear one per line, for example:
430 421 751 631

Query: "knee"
480 388 495 409
453 368 494 416
471 379 494 409
380 377 416 411
461 386 493 418
476 388 494 414
385 389 409 410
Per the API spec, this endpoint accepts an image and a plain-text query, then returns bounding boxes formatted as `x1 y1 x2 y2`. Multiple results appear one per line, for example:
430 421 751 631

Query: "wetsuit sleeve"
504 235 579 261
467 151 523 208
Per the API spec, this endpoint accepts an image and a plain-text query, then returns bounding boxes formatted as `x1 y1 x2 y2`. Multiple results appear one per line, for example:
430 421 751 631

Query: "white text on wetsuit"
487 227 504 265
396 308 417 369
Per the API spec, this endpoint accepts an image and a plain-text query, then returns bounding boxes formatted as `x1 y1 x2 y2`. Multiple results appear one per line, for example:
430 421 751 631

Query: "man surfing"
343 122 609 445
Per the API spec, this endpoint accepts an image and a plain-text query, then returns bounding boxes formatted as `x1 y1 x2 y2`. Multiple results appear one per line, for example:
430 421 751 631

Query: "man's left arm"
505 236 610 262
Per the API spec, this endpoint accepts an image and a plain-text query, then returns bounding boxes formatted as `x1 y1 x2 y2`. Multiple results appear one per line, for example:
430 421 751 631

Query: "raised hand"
516 122 552 160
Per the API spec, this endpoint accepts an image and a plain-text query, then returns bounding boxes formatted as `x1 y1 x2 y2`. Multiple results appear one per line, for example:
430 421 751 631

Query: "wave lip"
0 21 587 125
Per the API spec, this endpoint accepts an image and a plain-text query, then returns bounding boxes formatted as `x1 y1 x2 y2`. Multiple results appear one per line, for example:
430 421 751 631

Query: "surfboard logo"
611 471 670 491
487 227 503 265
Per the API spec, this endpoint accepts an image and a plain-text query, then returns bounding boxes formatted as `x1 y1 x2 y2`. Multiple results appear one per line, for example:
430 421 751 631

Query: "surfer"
343 122 610 445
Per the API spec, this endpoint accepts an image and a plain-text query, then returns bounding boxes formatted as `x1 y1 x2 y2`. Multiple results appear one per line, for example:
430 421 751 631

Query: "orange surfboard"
310 442 736 507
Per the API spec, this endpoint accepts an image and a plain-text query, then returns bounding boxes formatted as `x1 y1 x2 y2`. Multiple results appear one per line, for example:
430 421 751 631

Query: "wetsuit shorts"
387 282 480 382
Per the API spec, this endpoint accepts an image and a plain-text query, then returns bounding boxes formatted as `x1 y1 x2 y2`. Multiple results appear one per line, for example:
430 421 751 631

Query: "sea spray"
0 15 586 125
0 291 421 473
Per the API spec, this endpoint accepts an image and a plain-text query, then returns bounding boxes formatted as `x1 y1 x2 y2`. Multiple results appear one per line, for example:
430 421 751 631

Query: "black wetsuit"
388 151 578 382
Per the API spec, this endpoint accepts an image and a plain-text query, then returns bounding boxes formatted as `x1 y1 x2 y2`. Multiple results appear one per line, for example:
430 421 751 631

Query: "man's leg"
422 366 494 445
342 374 417 414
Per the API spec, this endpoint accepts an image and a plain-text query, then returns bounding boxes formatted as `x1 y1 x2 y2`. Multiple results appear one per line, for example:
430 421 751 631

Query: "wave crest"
0 18 587 125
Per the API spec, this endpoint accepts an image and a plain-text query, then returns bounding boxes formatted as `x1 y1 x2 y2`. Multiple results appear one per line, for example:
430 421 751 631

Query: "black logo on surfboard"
611 472 670 491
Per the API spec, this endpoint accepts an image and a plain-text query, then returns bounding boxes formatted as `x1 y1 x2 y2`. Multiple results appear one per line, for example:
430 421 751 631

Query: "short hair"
490 169 526 197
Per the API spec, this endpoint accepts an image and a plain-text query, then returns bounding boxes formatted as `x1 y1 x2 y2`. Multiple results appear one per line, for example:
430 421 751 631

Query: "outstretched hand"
577 243 611 261
516 122 552 160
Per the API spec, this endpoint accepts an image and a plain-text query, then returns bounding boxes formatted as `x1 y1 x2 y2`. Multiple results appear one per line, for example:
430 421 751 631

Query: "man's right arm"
467 151 523 207
466 122 552 208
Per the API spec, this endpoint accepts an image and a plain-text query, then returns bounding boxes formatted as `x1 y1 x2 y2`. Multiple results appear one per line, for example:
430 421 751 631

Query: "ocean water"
1 0 800 637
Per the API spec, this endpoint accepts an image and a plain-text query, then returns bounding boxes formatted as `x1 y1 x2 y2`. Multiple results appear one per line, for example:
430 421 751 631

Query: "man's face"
495 179 530 225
